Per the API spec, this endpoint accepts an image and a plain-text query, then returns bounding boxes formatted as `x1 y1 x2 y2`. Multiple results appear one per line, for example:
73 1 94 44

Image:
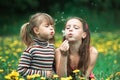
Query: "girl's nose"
50 25 54 30
69 27 73 32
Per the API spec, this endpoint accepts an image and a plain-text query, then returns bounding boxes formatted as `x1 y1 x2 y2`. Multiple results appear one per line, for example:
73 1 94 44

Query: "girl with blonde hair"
18 12 55 78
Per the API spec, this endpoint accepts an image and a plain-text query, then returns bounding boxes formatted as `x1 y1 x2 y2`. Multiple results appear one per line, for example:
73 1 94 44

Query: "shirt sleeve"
17 51 47 77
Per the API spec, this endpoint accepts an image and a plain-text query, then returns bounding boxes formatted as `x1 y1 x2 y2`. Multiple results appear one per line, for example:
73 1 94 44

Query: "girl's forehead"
67 19 80 22
66 19 82 25
42 19 53 24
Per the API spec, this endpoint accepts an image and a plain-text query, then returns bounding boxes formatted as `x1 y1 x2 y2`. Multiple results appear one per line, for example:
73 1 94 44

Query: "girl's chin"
67 38 76 42
49 36 54 39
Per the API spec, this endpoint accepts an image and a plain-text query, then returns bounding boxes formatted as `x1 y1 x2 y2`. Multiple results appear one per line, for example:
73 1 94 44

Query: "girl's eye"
45 25 49 27
66 27 70 29
65 26 70 29
74 26 80 29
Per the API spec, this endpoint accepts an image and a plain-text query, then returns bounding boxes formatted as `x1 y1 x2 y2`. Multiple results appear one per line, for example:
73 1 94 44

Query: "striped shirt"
17 38 55 77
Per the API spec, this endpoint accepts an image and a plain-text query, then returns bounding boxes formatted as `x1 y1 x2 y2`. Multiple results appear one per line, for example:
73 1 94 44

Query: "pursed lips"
68 33 73 36
50 31 54 35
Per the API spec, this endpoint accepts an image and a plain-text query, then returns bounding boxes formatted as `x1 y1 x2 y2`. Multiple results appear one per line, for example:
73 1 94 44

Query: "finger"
61 45 69 52
61 41 69 50
66 45 69 50
61 40 68 46
61 40 69 48
65 45 69 51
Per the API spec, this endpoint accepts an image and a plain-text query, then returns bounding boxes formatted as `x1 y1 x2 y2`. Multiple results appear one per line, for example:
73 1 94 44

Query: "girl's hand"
46 70 53 78
59 40 69 52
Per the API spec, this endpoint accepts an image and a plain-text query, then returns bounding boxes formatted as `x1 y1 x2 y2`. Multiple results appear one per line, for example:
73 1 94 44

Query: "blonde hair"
20 13 54 47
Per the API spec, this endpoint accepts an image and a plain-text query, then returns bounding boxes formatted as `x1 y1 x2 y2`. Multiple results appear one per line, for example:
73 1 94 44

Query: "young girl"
17 13 55 78
55 17 98 79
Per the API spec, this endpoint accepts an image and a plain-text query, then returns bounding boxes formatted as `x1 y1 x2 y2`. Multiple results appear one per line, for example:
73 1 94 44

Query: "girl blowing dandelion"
17 12 55 78
55 17 98 80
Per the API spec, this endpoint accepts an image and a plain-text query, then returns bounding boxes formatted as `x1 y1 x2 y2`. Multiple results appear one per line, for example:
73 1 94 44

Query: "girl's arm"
85 46 98 79
17 52 52 77
55 48 68 77
55 40 69 77
18 66 52 77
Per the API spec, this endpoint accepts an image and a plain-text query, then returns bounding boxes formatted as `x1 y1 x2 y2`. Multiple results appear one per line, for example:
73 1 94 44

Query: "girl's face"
34 20 55 41
65 19 86 42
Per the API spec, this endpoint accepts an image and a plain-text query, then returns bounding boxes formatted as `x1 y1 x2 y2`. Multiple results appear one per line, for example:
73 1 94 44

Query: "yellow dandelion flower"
73 69 80 73
41 77 46 80
13 40 19 46
0 56 2 59
4 70 19 80
27 75 31 79
53 74 59 78
106 78 110 80
61 77 67 80
1 58 6 62
4 75 11 79
34 74 40 77
16 48 22 53
68 76 72 79
0 69 4 73
11 70 19 77
115 72 120 76
106 41 112 46
19 78 25 80
114 60 117 64
98 47 104 53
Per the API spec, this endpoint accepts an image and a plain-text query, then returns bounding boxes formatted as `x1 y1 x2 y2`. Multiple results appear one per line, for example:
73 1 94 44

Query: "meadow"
0 31 120 80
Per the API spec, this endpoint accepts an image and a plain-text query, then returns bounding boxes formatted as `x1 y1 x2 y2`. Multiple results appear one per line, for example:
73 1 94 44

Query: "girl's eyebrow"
74 25 80 27
66 24 70 26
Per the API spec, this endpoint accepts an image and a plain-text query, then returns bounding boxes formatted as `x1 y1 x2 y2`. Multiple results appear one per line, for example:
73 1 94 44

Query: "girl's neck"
35 36 48 42
69 41 81 54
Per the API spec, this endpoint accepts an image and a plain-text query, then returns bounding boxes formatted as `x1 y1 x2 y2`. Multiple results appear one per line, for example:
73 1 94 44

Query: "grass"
0 31 120 79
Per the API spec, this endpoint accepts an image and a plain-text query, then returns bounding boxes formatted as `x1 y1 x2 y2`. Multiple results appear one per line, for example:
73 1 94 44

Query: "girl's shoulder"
90 46 98 55
24 45 38 53
89 46 98 65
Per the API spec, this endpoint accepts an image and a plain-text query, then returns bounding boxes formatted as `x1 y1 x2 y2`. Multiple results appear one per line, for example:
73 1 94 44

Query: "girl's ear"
33 27 39 34
82 32 87 39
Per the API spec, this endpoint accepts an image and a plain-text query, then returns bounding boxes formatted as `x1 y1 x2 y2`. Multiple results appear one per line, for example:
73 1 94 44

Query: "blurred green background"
0 0 120 35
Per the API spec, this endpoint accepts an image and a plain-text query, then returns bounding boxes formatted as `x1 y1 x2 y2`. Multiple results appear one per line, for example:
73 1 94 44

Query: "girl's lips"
50 32 54 35
68 33 72 35
68 33 73 36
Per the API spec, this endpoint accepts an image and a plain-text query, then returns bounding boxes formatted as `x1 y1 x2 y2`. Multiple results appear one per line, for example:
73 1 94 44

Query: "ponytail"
20 23 33 47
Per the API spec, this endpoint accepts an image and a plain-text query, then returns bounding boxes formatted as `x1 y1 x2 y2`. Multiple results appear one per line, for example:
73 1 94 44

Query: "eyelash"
45 25 49 27
66 26 79 29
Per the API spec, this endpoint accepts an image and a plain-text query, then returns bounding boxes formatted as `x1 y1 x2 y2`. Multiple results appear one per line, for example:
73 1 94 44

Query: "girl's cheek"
65 31 69 36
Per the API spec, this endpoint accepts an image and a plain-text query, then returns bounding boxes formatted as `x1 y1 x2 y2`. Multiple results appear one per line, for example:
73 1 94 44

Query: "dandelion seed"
62 30 65 36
